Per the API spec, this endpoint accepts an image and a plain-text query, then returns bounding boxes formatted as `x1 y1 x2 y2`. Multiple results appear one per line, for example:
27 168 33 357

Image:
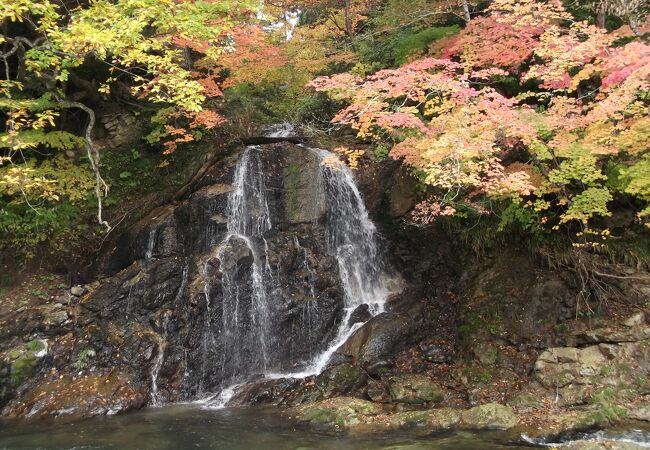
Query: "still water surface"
2 405 649 450
0 405 533 450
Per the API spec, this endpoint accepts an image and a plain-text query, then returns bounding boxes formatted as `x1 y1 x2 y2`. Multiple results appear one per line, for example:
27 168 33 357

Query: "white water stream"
199 140 393 408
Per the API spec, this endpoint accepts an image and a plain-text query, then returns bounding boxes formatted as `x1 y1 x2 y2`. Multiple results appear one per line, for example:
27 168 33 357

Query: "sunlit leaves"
309 0 650 239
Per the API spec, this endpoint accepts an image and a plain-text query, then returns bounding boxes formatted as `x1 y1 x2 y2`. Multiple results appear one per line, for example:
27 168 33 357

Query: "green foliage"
392 26 460 65
0 201 84 259
561 187 613 225
374 144 390 160
72 347 96 371
547 148 605 186
588 388 628 424
10 354 37 385
498 201 542 233
620 155 650 221
0 130 85 151
27 339 45 352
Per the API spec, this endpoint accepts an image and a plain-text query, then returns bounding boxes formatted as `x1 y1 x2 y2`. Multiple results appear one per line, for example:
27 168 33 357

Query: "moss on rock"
292 397 380 428
460 403 518 430
387 373 447 404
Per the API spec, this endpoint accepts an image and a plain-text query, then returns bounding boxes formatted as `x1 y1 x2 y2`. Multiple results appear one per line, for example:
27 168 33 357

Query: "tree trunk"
596 0 609 28
344 0 353 37
461 0 471 23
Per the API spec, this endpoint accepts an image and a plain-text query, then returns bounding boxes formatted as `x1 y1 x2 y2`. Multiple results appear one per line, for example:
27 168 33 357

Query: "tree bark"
461 0 471 23
58 99 111 230
596 0 609 28
344 0 353 37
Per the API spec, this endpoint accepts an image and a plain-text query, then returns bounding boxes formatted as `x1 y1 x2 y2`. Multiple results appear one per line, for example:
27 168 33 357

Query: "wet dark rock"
348 304 371 326
473 342 499 366
315 363 367 397
366 379 391 402
2 371 146 420
1 142 355 418
388 167 417 218
335 312 417 376
419 341 453 364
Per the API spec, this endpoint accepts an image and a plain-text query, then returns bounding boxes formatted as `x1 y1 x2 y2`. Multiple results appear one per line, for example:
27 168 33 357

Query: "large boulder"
315 363 367 397
460 403 518 430
386 373 447 404
291 397 380 428
334 312 416 376
2 371 146 420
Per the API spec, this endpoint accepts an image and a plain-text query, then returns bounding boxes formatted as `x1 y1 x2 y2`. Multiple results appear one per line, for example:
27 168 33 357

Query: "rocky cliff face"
1 141 353 418
1 133 648 438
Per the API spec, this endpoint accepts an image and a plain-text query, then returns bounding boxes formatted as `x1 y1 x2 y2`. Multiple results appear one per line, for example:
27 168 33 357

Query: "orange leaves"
158 109 225 154
162 125 194 154
194 75 224 98
444 16 539 74
217 25 288 88
189 110 226 129
172 36 211 53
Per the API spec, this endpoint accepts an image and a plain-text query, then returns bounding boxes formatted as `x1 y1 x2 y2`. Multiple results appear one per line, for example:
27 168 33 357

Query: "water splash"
145 228 157 260
150 313 170 407
277 148 392 377
522 429 650 448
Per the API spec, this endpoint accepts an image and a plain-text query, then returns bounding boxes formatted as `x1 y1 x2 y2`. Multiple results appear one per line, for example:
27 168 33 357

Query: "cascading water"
270 148 391 378
199 146 277 403
145 228 157 261
200 140 393 406
304 148 390 372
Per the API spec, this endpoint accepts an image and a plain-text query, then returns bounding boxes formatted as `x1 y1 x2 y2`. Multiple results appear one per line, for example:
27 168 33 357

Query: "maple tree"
310 0 650 246
1 0 256 258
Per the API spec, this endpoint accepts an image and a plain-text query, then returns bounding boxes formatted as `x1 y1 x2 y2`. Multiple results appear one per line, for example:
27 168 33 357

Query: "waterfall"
150 313 169 407
270 148 391 378
200 146 276 401
202 143 392 406
145 228 157 260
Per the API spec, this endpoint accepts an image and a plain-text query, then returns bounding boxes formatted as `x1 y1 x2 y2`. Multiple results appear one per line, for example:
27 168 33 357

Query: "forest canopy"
1 0 649 260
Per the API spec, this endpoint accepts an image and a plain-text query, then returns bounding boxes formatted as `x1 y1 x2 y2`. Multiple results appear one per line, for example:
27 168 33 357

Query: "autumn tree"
1 0 254 258
310 0 650 247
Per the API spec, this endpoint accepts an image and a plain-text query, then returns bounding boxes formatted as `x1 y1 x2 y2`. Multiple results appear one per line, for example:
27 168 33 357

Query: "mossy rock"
292 397 380 428
3 370 145 419
315 363 366 397
387 373 446 404
384 408 461 430
460 403 518 430
2 340 47 387
508 393 542 410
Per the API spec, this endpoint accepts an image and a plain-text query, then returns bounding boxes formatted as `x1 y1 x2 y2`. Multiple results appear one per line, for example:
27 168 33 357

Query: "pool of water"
0 405 533 450
1 405 649 450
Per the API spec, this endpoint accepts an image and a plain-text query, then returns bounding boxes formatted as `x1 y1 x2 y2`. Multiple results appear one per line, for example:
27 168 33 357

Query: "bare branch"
56 98 111 231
